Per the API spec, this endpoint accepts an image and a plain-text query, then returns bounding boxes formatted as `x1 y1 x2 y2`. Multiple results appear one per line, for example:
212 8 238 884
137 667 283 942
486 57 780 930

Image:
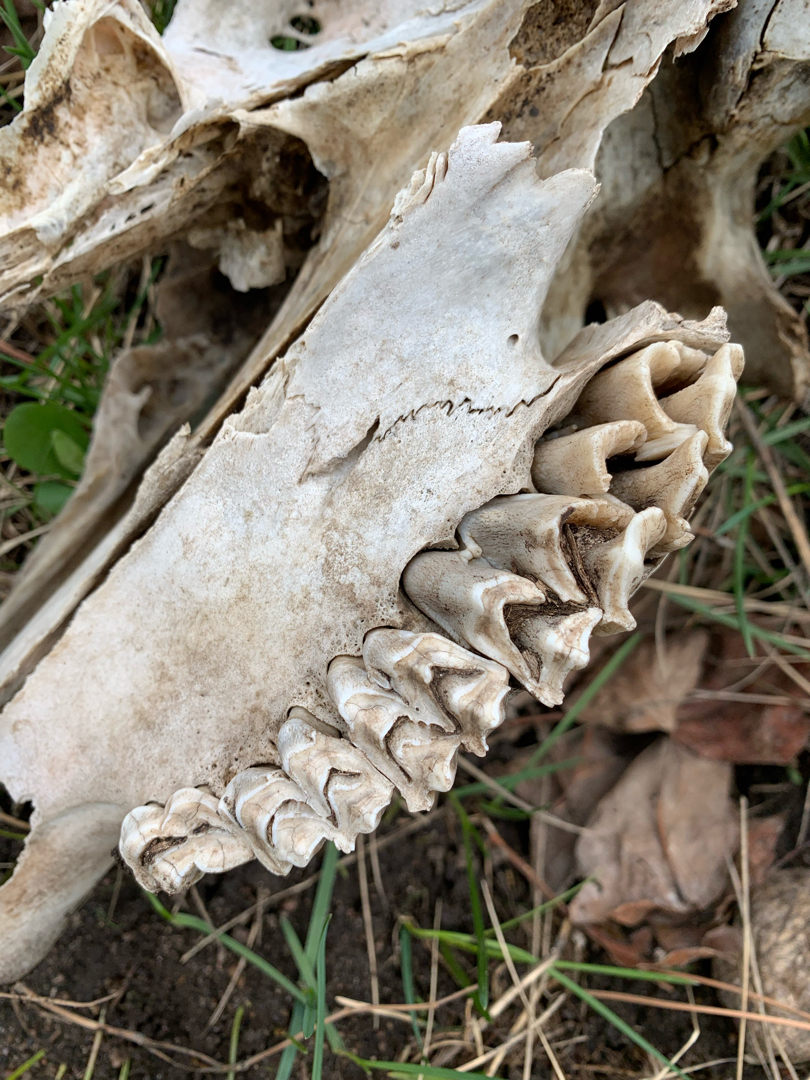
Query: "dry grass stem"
356 834 380 1028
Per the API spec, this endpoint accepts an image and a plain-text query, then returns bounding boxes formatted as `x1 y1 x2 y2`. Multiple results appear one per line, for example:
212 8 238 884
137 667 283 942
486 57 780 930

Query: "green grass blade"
452 757 581 799
529 632 642 764
118 1062 130 1080
144 892 307 1003
274 1002 305 1080
280 914 317 990
439 942 472 989
399 926 424 1049
227 1005 244 1080
551 968 688 1079
733 451 756 656
485 881 589 935
450 797 489 1013
305 843 339 960
338 1052 500 1079
663 593 810 657
312 916 330 1080
553 960 696 984
6 1050 46 1079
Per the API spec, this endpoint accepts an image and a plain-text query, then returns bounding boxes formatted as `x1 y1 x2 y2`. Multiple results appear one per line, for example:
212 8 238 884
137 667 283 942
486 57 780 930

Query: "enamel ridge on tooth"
531 420 647 496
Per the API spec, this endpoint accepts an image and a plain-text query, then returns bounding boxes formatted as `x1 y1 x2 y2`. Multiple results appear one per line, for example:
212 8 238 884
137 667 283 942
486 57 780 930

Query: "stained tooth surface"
119 789 253 892
581 507 668 634
575 342 698 460
531 421 648 496
326 656 460 813
457 494 631 605
402 551 547 688
660 344 744 470
219 767 336 873
362 629 510 755
609 431 709 554
508 605 602 706
277 709 393 847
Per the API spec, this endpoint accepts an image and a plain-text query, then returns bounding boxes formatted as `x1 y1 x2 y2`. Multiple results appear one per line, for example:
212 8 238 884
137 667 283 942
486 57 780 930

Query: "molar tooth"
575 342 698 460
326 656 460 813
362 628 510 755
660 344 743 470
531 421 647 496
581 507 668 634
458 494 631 605
219 767 336 873
402 551 547 688
508 606 602 706
609 431 709 554
277 709 394 849
119 788 254 893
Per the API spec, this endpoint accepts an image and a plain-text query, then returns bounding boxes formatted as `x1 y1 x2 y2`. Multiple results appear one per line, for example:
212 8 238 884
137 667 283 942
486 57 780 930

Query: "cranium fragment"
0 124 742 982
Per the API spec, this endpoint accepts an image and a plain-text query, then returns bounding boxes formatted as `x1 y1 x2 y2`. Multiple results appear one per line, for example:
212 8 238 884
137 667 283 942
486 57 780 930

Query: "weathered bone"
361 629 510 756
609 431 710 553
660 343 744 471
0 125 741 982
575 342 701 461
119 789 253 893
218 767 336 874
531 421 648 496
457 494 632 605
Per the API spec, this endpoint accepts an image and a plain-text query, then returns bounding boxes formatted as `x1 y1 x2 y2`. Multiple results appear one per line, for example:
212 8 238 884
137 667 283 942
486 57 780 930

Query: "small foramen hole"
271 15 322 49
290 15 322 34
507 334 519 346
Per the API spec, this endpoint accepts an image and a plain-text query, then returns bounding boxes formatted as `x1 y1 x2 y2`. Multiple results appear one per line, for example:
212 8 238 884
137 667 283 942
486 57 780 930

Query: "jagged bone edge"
119 342 741 892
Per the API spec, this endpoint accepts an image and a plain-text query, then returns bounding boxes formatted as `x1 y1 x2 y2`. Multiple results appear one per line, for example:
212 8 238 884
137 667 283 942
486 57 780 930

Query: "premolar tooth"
457 494 631 605
609 431 709 554
660 344 744 470
277 709 393 849
362 628 510 755
402 551 547 688
581 507 668 634
119 788 254 893
326 656 460 813
508 606 602 706
531 421 647 495
575 342 698 460
219 767 336 873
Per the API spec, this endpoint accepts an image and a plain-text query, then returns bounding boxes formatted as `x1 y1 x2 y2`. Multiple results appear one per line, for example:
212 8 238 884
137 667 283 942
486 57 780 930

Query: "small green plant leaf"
51 428 86 477
4 402 88 478
33 481 74 517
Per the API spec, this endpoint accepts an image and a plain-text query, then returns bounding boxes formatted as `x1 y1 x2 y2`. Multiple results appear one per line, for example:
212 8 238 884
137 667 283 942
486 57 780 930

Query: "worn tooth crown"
660 343 743 470
531 420 648 496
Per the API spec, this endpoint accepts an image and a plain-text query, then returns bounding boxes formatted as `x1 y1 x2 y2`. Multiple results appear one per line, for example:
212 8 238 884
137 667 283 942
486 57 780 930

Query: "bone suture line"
119 343 740 892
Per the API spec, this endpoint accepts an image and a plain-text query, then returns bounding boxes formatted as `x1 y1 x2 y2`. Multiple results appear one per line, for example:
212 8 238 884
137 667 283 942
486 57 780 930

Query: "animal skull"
0 124 742 981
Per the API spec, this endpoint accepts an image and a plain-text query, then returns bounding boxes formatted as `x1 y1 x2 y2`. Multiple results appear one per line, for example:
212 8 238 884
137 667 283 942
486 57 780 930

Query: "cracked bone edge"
118 788 254 892
217 766 337 874
531 420 648 496
660 343 744 471
457 492 633 605
325 655 461 814
361 628 510 757
574 341 702 461
583 506 668 634
609 430 710 555
277 708 393 848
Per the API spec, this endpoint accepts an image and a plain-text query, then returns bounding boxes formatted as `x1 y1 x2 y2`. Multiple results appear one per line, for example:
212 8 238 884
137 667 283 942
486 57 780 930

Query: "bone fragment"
531 421 648 496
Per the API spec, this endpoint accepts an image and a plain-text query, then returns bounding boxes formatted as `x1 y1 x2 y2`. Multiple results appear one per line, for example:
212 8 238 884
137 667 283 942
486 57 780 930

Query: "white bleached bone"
119 789 254 893
0 125 740 983
609 431 710 554
277 709 393 846
531 421 648 496
326 656 460 814
660 344 744 470
574 342 702 461
361 629 510 756
218 767 337 874
581 507 668 635
458 493 632 604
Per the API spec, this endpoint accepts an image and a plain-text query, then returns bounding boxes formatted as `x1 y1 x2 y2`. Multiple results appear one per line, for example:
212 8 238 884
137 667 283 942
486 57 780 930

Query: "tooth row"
119 629 510 892
119 341 742 894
